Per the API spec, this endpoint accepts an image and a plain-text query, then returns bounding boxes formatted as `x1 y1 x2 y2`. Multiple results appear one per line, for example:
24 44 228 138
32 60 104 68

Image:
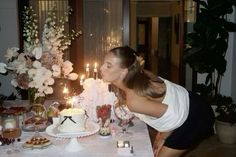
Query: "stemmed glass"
2 112 22 154
114 104 135 139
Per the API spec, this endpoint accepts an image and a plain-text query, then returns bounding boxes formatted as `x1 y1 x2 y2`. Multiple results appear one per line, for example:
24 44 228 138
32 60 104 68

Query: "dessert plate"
45 120 99 138
22 136 52 150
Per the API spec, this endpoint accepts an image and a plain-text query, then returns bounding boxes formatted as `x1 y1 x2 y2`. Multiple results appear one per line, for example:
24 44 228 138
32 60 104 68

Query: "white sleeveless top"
133 79 189 132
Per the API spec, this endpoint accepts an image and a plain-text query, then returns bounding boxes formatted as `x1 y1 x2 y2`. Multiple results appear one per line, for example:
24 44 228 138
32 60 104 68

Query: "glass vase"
22 103 48 133
96 105 112 136
28 88 45 107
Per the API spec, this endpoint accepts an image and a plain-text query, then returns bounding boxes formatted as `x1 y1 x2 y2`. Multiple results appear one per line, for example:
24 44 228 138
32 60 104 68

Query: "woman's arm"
125 89 168 118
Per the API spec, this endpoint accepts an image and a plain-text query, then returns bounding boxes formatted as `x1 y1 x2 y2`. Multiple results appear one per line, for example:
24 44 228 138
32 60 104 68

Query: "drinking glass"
114 105 134 139
96 104 112 136
22 103 47 137
2 113 22 154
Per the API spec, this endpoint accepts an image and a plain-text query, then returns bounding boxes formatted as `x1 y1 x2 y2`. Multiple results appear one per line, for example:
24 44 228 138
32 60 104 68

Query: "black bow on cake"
60 116 77 124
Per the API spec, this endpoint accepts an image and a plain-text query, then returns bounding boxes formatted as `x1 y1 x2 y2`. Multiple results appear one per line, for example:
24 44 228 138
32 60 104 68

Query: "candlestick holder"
86 71 90 78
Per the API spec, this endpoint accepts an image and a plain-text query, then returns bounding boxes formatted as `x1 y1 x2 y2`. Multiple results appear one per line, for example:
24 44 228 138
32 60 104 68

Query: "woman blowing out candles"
100 46 215 157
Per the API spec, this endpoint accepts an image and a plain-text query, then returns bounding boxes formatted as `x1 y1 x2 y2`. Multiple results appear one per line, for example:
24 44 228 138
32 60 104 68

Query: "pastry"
23 136 51 149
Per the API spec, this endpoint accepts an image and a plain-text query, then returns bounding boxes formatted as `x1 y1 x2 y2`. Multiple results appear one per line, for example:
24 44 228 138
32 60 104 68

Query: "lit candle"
66 97 73 108
63 85 69 102
93 62 98 79
86 63 90 78
63 85 69 95
124 142 130 148
94 62 97 72
71 97 76 108
80 74 85 86
117 140 124 148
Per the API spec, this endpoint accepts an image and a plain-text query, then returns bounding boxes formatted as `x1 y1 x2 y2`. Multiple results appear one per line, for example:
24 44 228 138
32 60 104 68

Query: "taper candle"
93 62 98 79
86 63 90 78
80 74 85 86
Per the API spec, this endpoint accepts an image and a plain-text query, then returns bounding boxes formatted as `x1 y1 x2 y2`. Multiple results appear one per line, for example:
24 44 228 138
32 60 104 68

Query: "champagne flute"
2 112 22 154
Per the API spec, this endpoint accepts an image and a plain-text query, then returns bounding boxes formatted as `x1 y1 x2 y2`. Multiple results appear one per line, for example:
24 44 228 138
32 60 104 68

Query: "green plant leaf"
223 21 236 32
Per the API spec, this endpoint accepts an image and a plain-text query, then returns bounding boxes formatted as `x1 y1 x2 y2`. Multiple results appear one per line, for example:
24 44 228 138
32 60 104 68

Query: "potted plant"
184 0 236 101
184 0 236 144
214 94 236 144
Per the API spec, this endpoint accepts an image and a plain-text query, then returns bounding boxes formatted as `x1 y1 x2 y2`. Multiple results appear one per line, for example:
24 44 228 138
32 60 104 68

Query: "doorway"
130 0 184 85
137 17 173 80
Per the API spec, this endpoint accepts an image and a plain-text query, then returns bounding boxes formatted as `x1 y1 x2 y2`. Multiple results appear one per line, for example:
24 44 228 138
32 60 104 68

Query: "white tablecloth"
0 117 154 157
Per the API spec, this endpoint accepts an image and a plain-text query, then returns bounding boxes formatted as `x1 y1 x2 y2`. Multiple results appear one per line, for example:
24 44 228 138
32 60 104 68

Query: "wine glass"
2 112 22 154
114 105 135 139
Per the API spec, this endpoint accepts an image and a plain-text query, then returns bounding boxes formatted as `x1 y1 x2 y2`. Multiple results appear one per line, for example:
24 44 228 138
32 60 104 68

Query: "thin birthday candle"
70 97 76 108
63 85 69 95
67 97 73 108
80 74 85 86
63 85 69 98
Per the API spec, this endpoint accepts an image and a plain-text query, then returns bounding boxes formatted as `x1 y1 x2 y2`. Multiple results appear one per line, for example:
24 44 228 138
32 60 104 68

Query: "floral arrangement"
0 6 82 100
96 104 112 124
96 104 112 136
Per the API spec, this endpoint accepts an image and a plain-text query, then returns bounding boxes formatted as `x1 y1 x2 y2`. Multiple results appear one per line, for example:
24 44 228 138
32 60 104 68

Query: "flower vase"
96 105 112 136
22 88 48 132
28 88 45 107
22 103 48 132
98 117 111 136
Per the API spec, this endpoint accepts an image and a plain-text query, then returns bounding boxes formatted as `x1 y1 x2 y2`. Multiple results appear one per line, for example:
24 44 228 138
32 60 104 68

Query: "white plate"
45 120 100 138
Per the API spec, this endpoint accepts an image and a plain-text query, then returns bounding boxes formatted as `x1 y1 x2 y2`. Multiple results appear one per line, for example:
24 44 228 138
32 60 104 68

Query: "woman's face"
100 52 126 83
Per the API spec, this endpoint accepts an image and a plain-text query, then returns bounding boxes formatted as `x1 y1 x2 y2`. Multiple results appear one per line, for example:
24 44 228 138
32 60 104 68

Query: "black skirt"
164 91 215 150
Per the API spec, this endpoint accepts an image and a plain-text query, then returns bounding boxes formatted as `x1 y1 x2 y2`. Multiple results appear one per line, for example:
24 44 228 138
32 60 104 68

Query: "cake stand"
45 120 99 152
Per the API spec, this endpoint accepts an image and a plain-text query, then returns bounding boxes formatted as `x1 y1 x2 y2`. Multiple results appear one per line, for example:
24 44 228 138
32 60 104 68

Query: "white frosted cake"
58 108 86 133
73 78 118 122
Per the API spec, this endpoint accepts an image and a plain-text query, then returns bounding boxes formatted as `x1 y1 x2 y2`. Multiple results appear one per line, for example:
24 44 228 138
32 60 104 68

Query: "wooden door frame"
123 0 185 86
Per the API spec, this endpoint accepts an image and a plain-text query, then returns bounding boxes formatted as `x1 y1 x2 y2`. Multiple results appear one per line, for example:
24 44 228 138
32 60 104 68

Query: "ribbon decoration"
60 116 77 125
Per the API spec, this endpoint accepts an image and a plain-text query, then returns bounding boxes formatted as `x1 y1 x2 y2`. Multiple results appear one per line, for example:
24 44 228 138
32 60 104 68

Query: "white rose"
44 86 53 94
4 47 19 61
52 65 61 77
32 61 42 68
67 73 78 80
32 47 42 60
62 60 73 75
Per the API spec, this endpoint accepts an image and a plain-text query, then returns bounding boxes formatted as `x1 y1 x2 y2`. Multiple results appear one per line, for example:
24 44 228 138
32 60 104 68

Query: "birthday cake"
73 78 118 122
58 108 86 133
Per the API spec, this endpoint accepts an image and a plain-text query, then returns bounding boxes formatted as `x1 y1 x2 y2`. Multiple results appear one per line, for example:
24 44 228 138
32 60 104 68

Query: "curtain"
83 0 123 66
29 0 70 58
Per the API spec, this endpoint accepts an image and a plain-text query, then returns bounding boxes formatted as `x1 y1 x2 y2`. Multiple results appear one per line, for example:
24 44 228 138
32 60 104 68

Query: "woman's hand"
153 132 166 157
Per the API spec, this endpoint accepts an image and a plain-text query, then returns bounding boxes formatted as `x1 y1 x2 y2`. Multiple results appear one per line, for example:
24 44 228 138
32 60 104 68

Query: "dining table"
0 100 155 157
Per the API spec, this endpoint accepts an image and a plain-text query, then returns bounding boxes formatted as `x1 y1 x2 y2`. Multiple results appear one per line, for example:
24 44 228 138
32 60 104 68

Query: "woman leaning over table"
100 46 215 157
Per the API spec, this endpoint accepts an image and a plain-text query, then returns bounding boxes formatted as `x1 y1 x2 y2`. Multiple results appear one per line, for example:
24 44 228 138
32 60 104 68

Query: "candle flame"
80 74 85 80
67 97 76 108
94 62 97 69
63 86 69 94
